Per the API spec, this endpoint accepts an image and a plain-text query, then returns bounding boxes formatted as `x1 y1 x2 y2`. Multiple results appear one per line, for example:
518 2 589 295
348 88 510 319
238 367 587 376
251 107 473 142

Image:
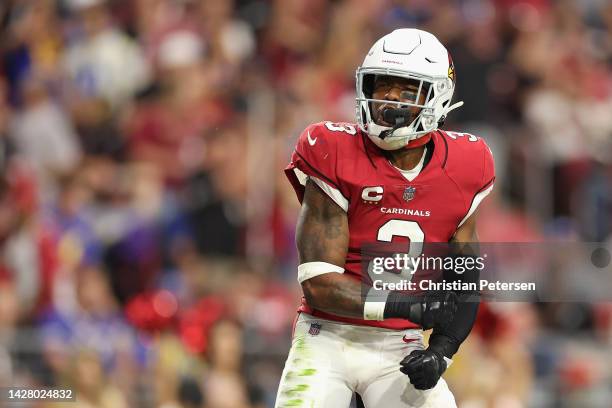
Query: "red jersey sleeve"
285 122 352 211
481 141 495 190
441 131 495 228
458 136 495 227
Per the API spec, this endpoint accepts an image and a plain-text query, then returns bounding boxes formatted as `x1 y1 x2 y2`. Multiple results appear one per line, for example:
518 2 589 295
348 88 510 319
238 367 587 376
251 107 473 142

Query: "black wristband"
383 292 421 321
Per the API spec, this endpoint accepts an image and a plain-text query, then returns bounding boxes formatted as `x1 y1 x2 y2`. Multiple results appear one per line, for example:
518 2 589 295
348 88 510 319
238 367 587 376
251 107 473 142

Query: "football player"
277 28 495 407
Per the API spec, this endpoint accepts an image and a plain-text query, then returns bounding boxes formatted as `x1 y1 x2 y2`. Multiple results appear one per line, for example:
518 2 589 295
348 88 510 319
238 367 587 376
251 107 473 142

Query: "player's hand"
400 348 447 390
413 291 458 329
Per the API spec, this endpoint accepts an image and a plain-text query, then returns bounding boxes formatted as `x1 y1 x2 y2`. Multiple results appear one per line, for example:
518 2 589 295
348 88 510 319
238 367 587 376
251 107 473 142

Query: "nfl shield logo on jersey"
308 322 322 336
403 186 416 202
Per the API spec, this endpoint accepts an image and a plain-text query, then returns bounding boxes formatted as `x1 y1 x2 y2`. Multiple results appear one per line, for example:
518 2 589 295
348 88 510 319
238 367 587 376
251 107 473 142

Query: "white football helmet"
356 28 463 150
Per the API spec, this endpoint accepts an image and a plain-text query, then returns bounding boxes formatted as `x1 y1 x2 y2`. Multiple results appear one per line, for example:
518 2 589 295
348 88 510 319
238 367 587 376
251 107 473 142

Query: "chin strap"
437 100 464 128
444 101 464 115
380 108 413 140
376 101 464 144
404 133 431 149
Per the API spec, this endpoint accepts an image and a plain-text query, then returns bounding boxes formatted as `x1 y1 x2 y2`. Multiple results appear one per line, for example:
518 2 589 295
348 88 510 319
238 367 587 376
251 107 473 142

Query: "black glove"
400 348 447 390
384 292 458 330
413 291 458 330
384 291 458 329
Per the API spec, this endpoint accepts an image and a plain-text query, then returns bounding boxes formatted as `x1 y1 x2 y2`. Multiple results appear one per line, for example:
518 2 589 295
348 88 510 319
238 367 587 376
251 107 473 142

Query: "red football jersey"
285 121 495 330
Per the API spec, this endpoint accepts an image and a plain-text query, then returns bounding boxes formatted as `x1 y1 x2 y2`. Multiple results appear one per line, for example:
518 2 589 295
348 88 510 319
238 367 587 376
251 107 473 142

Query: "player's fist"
411 291 457 329
400 349 447 390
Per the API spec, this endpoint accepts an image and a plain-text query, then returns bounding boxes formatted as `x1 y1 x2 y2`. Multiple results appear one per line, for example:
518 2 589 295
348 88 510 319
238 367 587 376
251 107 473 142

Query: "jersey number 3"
368 220 424 282
324 121 357 135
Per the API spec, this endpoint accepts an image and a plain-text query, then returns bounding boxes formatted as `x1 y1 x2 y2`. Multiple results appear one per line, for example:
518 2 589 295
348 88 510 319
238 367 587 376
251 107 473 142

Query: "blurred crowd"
0 0 611 407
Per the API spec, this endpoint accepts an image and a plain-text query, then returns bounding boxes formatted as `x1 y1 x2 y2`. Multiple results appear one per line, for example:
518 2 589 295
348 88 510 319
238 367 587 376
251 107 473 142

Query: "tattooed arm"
296 179 364 318
297 179 458 325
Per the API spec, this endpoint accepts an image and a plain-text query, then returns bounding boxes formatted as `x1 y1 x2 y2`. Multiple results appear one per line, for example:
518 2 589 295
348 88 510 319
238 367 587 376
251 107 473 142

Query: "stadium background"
0 0 611 407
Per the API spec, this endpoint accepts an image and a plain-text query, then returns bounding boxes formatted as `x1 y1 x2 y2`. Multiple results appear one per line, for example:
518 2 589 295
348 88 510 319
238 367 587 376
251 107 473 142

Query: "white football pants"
275 313 456 408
